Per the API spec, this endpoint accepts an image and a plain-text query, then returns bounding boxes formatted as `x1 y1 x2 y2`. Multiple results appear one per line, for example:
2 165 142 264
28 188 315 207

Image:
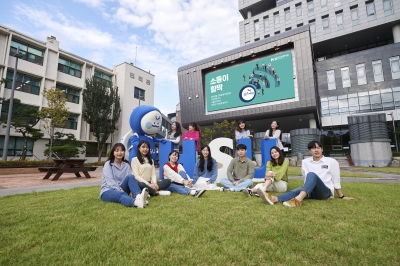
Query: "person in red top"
183 122 201 151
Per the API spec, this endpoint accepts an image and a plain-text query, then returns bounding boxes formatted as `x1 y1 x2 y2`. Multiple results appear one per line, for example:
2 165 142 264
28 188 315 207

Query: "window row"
10 39 44 66
320 87 400 117
251 0 394 39
0 136 35 157
5 71 41 95
94 70 112 87
134 87 145 101
326 57 400 90
56 83 81 104
58 57 82 78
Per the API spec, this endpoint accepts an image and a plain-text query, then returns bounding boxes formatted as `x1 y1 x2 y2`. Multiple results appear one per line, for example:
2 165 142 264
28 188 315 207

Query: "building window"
334 0 342 7
358 92 371 112
389 56 400 79
372 60 384 82
244 23 250 39
275 31 280 35
321 98 329 116
86 142 107 157
369 90 382 111
94 70 112 87
296 3 302 18
297 23 304 27
56 83 80 104
381 88 394 110
394 87 400 108
348 93 359 113
336 11 344 30
322 15 330 34
327 70 336 90
366 1 376 21
255 38 260 41
338 95 349 115
328 96 339 116
64 114 79 130
0 136 34 157
356 63 367 85
5 71 41 95
321 0 327 10
254 20 259 35
341 67 351 88
10 39 44 66
309 20 316 38
1 103 38 125
264 34 270 38
58 57 82 78
307 0 314 15
285 8 291 22
383 0 393 16
274 12 280 27
134 87 145 101
350 6 359 25
263 16 269 31
285 27 291 32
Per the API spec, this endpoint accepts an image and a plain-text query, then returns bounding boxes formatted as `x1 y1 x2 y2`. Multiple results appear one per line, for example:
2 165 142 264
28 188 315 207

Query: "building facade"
0 25 164 162
178 0 400 156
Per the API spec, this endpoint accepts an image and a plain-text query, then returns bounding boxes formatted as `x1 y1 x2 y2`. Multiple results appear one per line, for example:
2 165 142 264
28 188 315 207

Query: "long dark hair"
136 140 153 165
199 145 214 172
189 122 201 137
108 143 129 166
170 122 182 138
269 146 284 166
236 120 247 132
268 120 281 137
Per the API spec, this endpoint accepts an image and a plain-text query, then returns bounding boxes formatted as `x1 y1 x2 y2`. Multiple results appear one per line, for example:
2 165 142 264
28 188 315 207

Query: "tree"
82 77 121 162
44 132 85 158
201 120 237 145
0 78 9 85
0 98 43 160
38 87 69 158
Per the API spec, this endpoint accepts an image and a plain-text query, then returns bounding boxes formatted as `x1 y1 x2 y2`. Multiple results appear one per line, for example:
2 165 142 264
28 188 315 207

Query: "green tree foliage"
82 77 121 162
0 98 43 160
0 78 10 85
38 87 69 158
44 132 85 158
201 120 236 146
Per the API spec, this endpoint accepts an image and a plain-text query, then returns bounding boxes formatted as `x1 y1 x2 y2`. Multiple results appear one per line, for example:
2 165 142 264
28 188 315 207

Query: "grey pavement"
1 171 399 197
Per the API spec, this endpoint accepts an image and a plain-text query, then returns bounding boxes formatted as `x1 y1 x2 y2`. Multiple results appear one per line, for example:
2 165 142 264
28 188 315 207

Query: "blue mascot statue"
127 105 166 164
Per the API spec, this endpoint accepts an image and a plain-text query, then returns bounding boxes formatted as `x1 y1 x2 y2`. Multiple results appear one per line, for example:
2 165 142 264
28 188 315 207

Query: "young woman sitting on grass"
100 143 148 208
243 146 289 197
132 140 172 196
191 145 218 189
163 151 206 197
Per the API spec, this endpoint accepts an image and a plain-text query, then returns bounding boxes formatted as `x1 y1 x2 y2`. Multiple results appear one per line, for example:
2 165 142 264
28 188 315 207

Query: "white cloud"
73 0 109 8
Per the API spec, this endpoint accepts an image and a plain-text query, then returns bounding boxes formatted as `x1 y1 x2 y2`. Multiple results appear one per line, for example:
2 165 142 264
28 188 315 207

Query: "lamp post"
2 47 23 161
138 95 144 106
388 112 399 152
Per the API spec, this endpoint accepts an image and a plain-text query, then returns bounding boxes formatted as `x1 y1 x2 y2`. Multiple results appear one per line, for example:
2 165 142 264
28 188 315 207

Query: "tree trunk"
97 142 104 163
21 134 28 160
49 126 54 159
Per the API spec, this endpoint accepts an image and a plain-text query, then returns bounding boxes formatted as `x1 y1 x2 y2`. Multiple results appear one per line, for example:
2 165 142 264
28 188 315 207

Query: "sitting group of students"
100 120 355 208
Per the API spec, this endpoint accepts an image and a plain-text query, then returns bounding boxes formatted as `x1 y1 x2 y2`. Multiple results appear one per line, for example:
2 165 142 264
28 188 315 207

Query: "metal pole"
2 48 20 161
391 112 399 152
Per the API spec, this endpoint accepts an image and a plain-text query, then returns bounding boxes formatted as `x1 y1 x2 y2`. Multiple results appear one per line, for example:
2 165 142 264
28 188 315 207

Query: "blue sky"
1 0 243 115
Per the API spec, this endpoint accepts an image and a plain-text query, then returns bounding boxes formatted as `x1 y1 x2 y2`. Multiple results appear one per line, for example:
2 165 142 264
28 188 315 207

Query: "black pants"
138 179 171 196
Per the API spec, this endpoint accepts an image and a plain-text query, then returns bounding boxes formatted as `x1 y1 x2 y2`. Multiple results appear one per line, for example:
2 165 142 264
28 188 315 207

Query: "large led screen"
205 50 295 112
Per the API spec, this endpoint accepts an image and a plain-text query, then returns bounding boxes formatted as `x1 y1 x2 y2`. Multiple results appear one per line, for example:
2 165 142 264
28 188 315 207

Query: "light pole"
138 95 144 106
2 47 23 161
388 112 399 152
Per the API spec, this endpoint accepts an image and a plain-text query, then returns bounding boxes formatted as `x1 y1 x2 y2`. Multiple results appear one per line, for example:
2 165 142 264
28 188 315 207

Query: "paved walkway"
0 168 399 197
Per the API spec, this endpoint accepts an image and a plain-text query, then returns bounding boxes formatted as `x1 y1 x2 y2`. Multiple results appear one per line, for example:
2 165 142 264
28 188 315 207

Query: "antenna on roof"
135 47 137 67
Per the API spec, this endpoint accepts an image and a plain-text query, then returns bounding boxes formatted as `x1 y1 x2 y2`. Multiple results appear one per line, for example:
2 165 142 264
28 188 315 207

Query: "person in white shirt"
264 120 283 150
258 140 355 207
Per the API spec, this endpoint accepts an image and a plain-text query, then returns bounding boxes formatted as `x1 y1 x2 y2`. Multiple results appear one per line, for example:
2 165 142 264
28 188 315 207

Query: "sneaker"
194 189 206 198
257 188 274 205
134 188 147 208
282 198 301 207
145 200 149 206
158 190 171 196
242 188 253 197
219 187 231 192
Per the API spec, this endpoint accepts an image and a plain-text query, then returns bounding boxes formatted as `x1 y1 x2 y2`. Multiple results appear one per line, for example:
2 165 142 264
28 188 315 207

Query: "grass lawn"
287 167 383 178
349 167 400 175
1 180 399 265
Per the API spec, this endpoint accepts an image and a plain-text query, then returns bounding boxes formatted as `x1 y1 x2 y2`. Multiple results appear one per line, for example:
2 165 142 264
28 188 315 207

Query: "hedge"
0 160 107 168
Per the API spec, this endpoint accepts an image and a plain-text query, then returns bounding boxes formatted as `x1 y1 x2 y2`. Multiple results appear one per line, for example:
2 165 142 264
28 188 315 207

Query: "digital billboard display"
205 50 295 112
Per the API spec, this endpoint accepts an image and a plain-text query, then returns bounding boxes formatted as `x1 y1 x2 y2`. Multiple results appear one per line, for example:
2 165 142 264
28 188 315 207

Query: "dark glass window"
64 114 79 130
58 57 82 78
10 39 44 65
56 83 80 104
134 87 145 101
0 136 34 156
94 70 112 87
5 71 41 95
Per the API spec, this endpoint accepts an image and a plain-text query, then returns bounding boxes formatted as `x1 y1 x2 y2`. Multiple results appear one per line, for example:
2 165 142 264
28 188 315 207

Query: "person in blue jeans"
100 143 148 208
258 140 355 207
163 151 206 197
220 144 254 192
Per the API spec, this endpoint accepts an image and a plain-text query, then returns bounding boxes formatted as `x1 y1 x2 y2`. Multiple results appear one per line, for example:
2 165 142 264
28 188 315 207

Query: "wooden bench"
38 159 98 181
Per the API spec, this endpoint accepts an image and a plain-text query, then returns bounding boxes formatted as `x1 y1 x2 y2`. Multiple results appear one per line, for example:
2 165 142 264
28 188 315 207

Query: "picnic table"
38 159 97 181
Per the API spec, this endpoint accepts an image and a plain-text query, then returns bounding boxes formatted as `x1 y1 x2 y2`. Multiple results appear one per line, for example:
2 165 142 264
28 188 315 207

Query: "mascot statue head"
129 105 162 135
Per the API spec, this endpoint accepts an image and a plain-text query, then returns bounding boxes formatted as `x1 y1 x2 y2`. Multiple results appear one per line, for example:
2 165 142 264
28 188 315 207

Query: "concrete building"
178 0 400 156
0 24 167 162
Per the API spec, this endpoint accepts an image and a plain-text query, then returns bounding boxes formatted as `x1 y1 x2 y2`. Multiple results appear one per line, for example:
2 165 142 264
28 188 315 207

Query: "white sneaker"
134 188 148 208
158 190 171 196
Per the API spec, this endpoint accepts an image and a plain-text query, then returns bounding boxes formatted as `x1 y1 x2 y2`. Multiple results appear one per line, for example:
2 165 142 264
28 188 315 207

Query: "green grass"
288 166 383 178
1 180 399 265
349 167 400 175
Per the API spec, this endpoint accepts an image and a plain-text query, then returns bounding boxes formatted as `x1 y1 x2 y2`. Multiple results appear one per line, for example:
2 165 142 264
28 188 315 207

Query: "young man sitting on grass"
220 144 254 192
258 140 355 207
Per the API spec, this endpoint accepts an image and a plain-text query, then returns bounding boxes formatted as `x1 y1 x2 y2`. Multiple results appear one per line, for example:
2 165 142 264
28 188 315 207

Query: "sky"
1 0 243 115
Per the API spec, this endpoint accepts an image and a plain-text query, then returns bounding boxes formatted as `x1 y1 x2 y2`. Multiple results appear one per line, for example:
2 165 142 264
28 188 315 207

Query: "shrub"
393 152 400 157
0 160 54 168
